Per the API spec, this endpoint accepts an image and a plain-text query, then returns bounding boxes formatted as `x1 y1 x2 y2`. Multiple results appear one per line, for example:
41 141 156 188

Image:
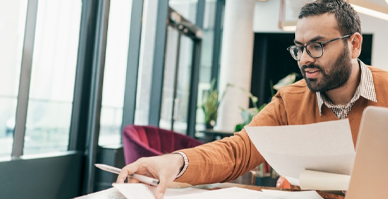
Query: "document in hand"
245 119 355 191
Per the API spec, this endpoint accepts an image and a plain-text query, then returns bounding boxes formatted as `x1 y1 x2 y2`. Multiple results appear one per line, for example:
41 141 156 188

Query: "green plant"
273 72 298 90
230 84 267 132
201 79 226 128
234 73 298 132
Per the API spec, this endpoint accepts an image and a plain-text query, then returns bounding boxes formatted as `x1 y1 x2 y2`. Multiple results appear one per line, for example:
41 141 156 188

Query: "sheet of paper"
166 187 263 199
74 187 126 199
245 119 355 186
112 184 265 199
112 183 208 199
261 189 323 199
112 183 327 199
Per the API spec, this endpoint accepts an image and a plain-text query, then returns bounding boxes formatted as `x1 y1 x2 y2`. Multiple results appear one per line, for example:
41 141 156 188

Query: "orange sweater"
176 66 388 185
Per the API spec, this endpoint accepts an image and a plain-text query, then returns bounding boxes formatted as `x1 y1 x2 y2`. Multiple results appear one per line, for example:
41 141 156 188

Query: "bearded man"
117 1 388 198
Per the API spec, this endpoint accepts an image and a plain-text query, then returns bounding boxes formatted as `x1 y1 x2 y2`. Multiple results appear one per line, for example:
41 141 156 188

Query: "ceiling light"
352 4 388 21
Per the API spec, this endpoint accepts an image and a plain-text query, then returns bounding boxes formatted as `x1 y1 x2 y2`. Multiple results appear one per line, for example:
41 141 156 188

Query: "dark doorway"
251 33 373 107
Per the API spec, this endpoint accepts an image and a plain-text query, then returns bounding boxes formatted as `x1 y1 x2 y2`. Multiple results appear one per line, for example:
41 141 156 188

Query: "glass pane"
174 36 194 134
159 27 179 130
99 0 132 146
0 0 28 157
24 0 81 155
135 0 157 125
169 0 198 23
196 0 218 131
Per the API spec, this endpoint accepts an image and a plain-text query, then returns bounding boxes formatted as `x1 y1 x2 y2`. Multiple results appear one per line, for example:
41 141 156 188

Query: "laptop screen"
346 106 388 199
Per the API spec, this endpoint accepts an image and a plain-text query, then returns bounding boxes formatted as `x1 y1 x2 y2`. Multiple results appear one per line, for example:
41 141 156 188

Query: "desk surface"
76 182 344 199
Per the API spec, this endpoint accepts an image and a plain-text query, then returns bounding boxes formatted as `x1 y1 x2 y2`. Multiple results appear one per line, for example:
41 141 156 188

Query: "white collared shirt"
316 60 377 119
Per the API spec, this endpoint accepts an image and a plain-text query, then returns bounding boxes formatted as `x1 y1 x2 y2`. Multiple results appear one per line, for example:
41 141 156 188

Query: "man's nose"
298 49 315 66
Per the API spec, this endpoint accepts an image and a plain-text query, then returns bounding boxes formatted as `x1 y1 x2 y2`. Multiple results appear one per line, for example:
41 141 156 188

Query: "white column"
215 0 255 131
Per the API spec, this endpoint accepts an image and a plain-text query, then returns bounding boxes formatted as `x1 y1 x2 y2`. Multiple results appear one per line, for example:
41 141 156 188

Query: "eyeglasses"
287 34 352 61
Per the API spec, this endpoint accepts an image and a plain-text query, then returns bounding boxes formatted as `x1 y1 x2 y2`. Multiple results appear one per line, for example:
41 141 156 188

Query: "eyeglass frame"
286 34 352 61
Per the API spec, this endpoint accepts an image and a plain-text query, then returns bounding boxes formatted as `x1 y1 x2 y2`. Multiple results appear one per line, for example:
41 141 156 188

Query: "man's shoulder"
368 65 388 77
269 79 316 118
368 66 388 85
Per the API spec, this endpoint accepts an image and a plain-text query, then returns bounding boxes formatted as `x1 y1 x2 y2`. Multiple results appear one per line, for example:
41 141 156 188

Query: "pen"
95 164 160 186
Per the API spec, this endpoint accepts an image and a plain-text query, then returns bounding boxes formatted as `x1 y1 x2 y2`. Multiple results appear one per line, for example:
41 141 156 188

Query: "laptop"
345 106 388 199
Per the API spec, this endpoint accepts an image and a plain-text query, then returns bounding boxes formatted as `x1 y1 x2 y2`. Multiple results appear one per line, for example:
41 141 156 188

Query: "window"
134 0 157 125
23 0 81 155
196 0 220 130
0 0 28 157
169 0 198 22
99 0 132 146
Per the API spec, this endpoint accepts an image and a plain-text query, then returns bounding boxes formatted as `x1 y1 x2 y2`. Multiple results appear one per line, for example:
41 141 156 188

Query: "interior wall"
253 1 283 33
253 1 388 70
360 13 388 70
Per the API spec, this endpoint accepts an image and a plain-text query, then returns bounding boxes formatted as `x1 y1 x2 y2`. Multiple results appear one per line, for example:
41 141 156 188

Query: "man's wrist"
172 151 189 178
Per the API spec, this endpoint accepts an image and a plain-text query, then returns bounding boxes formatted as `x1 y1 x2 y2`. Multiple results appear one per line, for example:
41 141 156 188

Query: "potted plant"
234 73 298 132
201 80 226 129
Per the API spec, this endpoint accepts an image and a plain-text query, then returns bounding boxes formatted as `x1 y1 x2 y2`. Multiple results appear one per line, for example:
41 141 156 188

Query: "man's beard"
300 46 352 92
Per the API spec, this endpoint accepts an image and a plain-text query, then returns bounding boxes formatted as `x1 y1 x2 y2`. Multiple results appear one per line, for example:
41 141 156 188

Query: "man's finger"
116 169 129 183
116 165 138 183
155 179 168 199
128 178 140 183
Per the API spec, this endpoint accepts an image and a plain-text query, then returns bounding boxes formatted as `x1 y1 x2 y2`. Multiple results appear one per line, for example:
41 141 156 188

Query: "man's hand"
116 154 184 199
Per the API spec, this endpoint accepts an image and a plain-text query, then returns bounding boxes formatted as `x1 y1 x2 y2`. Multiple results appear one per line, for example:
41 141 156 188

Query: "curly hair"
299 0 361 35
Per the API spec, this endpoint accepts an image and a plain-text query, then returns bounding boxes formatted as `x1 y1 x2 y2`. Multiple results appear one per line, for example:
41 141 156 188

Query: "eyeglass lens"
290 42 323 61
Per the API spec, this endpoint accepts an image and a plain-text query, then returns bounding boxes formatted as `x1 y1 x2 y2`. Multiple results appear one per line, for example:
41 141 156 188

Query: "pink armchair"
122 125 203 164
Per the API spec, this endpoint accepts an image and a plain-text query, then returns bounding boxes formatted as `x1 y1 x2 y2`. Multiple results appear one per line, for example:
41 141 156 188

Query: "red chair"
122 125 203 164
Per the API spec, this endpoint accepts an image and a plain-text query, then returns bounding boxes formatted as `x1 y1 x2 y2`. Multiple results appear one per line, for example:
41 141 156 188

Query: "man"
117 1 388 198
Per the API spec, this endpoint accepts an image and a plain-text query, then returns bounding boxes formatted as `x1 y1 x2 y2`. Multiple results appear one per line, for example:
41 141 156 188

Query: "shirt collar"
316 60 377 115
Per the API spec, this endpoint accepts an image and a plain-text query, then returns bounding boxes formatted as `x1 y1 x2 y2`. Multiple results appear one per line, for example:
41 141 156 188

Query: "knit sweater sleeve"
175 93 287 185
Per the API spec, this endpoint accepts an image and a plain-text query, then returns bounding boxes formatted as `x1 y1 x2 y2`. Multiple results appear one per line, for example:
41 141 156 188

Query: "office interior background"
1 0 388 198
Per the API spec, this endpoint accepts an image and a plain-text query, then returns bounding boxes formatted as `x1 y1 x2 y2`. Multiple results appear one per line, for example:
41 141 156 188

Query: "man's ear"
350 32 362 59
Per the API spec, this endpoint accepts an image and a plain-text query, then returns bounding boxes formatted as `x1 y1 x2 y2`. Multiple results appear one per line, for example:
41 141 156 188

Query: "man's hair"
299 0 361 35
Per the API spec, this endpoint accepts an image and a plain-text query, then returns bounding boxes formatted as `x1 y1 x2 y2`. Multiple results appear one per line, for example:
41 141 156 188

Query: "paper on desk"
113 183 326 199
168 187 322 199
261 189 323 199
167 187 263 199
112 183 207 199
112 184 264 199
245 119 355 186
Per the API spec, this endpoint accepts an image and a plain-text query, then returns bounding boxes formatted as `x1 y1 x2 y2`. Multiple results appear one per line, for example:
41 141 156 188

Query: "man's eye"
309 43 321 50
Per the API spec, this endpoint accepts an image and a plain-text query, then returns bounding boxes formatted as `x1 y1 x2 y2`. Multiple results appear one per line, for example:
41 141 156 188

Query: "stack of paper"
112 183 323 199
